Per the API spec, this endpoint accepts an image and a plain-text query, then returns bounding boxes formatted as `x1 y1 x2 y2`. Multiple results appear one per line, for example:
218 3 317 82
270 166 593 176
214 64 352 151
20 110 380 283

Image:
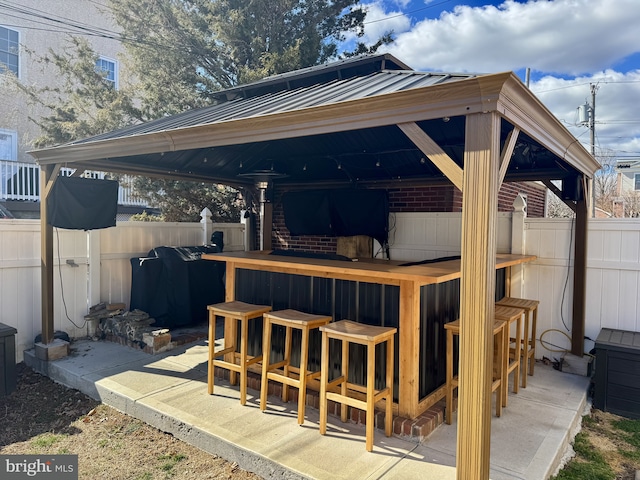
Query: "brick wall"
270 181 545 251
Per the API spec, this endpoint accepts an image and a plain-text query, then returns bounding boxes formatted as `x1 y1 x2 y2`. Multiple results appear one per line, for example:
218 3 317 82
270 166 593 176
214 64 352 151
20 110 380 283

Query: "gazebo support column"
457 112 500 479
571 182 588 356
40 164 56 345
36 164 69 361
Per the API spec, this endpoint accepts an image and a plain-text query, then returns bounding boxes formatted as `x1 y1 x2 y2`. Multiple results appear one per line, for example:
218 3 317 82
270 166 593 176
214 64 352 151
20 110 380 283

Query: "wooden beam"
498 127 519 187
40 164 57 345
43 164 62 199
398 279 421 418
397 122 464 191
571 176 588 356
542 179 577 213
457 112 501 480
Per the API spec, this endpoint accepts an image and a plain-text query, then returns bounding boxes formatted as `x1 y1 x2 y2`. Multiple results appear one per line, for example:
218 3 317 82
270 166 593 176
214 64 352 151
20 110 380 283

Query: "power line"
362 0 456 25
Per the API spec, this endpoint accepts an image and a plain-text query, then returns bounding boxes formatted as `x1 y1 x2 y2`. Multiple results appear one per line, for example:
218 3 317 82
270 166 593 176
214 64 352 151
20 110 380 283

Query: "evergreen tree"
21 0 393 221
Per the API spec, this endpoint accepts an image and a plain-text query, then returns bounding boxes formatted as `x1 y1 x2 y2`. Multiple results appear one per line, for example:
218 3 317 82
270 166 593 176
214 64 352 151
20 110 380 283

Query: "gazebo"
30 54 599 479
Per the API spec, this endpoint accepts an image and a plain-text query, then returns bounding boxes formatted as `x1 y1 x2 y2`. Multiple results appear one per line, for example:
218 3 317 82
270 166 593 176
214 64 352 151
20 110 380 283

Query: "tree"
19 0 392 220
621 191 640 217
592 150 618 215
546 191 574 218
108 0 390 115
130 179 243 222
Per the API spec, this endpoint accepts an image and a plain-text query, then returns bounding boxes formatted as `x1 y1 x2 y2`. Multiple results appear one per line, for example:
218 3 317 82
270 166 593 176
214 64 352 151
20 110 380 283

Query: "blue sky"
348 0 640 162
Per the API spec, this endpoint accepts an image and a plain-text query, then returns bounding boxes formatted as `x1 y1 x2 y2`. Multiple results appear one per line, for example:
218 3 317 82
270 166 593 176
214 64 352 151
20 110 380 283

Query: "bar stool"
494 305 525 407
207 300 272 405
260 309 332 425
444 318 506 425
496 297 539 388
318 320 396 452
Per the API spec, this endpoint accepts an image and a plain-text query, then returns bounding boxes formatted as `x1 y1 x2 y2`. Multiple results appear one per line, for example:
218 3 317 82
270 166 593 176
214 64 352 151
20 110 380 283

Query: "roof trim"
30 73 500 163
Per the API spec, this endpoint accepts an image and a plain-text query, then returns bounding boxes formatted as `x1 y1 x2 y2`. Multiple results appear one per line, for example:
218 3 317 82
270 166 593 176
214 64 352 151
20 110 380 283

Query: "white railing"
0 160 148 206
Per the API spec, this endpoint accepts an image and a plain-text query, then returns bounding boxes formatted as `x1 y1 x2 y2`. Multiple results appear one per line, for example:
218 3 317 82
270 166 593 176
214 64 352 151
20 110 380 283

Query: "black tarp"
282 189 389 244
48 176 118 230
130 245 225 328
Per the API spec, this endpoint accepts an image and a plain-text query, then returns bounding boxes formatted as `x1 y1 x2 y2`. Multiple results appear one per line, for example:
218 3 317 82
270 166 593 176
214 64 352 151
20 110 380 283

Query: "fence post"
201 208 213 245
510 194 527 297
88 230 101 309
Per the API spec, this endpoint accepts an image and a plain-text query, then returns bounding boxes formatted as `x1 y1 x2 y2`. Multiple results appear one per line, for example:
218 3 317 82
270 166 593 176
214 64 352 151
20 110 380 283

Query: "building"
0 1 147 218
614 159 640 217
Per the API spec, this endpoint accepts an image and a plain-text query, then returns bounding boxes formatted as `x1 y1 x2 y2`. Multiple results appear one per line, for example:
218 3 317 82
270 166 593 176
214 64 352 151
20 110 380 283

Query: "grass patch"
159 453 186 473
552 411 640 480
31 433 66 449
552 432 614 480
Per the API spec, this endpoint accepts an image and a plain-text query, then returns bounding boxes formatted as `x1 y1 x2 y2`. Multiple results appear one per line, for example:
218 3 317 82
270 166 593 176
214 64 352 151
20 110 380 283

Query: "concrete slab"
25 338 590 480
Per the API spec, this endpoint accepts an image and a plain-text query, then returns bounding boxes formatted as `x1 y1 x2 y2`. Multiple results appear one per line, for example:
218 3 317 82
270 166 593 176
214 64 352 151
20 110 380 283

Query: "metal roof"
73 68 477 145
30 53 599 189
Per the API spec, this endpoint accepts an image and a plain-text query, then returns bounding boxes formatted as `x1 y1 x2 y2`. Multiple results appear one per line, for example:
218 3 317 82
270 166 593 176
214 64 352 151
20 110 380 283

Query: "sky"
348 0 640 164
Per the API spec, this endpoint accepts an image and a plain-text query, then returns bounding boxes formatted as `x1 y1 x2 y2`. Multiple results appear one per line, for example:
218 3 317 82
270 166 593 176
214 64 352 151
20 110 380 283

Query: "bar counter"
203 251 536 419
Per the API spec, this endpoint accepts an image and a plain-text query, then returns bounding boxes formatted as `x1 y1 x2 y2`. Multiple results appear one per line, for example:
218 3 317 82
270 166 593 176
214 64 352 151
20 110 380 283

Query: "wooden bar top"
203 251 536 287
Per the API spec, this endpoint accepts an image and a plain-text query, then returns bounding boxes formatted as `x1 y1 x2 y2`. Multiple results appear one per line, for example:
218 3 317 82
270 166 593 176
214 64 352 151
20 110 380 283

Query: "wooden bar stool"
318 320 396 452
207 300 272 405
259 309 332 425
444 318 506 425
496 297 539 388
494 305 525 407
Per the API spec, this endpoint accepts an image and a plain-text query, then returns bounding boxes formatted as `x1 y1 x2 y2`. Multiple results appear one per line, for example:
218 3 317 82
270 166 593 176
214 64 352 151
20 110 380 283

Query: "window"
0 26 19 76
635 173 640 191
0 129 17 160
95 56 118 88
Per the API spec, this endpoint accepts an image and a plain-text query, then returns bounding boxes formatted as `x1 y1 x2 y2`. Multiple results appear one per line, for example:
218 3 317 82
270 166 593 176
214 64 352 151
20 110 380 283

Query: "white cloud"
352 1 411 45
382 0 640 76
530 70 640 158
367 0 640 159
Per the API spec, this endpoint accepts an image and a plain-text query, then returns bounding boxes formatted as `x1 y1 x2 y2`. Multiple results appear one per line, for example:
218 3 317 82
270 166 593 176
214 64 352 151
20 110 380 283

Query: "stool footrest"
326 392 367 411
327 376 346 389
213 345 236 358
267 372 302 388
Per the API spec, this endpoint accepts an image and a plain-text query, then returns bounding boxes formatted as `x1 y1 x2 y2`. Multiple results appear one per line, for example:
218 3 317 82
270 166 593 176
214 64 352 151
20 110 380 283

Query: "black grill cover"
130 245 225 328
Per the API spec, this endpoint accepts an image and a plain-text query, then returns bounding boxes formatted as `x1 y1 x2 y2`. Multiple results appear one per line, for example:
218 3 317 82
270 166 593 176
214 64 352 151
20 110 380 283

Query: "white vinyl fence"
0 217 244 361
388 210 640 361
2 199 640 364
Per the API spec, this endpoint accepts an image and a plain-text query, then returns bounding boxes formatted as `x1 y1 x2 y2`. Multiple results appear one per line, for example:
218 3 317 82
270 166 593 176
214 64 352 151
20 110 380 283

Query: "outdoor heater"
239 169 288 250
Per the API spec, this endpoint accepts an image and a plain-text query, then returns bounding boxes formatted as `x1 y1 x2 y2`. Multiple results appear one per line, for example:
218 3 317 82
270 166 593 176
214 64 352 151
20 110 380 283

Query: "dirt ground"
0 363 262 480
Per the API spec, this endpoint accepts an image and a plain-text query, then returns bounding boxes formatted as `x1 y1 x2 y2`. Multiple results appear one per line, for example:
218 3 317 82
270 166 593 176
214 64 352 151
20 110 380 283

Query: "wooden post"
39 164 57 345
571 182 588 356
398 279 420 418
457 112 500 479
225 261 238 384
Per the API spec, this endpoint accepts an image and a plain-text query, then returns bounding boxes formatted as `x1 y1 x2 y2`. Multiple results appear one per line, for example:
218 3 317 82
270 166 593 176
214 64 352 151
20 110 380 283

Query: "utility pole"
589 83 598 217
579 83 599 216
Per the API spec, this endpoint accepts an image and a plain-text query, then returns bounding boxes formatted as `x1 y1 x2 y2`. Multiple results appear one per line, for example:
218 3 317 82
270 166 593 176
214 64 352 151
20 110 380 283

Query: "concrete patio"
25 336 590 480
